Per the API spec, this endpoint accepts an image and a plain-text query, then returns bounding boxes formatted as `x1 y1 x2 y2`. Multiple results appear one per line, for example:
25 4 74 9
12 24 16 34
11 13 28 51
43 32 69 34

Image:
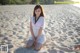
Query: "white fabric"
30 16 45 37
28 16 46 44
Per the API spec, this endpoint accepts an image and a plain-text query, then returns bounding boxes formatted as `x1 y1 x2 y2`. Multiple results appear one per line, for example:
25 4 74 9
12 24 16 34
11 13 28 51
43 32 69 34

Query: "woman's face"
35 8 41 17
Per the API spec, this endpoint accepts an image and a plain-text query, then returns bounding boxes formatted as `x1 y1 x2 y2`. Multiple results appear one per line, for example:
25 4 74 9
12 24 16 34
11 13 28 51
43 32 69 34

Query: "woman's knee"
34 42 42 50
26 40 34 47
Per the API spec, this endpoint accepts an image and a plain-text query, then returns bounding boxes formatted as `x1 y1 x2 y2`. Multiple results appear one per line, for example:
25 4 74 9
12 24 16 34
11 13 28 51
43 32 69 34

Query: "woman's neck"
36 16 39 19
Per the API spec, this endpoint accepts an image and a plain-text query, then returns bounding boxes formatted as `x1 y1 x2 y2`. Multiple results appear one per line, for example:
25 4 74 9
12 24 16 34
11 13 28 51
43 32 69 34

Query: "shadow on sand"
14 46 67 53
14 47 38 53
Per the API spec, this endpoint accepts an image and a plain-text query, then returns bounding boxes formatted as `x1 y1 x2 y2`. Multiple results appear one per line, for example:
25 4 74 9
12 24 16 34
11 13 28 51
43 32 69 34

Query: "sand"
0 4 80 53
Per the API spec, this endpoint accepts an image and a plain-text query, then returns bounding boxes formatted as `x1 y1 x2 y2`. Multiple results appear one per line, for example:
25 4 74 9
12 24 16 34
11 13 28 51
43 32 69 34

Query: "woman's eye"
35 9 41 13
38 11 40 12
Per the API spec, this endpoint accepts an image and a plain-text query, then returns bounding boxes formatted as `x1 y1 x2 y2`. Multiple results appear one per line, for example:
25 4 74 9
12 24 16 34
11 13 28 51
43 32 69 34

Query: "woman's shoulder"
39 16 44 22
31 16 34 19
40 16 44 20
40 16 44 18
30 16 34 20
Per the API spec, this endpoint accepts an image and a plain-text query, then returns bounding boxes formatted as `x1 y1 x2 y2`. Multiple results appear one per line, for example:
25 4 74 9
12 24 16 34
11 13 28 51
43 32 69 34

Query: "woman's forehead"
35 8 41 11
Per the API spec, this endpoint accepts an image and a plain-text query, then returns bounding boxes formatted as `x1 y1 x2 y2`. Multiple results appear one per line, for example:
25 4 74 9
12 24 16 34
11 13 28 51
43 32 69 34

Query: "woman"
26 5 46 51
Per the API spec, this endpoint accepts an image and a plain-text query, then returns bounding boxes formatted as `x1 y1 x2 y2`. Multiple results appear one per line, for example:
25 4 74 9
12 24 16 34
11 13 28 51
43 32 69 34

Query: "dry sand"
0 4 80 53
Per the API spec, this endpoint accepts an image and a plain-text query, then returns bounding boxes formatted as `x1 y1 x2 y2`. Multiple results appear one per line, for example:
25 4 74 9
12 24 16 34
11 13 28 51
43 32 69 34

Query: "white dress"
29 16 46 44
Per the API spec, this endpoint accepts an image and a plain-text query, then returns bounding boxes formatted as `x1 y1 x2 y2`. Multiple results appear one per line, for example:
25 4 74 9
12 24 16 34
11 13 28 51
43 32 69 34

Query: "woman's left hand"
34 37 37 46
34 36 39 45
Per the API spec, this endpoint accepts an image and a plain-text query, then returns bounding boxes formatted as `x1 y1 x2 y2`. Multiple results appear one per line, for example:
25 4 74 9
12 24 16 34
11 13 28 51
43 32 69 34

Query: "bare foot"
74 45 80 50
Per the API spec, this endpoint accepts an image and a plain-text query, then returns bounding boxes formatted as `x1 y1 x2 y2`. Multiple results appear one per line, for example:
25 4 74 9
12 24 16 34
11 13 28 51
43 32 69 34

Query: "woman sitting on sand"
26 5 46 50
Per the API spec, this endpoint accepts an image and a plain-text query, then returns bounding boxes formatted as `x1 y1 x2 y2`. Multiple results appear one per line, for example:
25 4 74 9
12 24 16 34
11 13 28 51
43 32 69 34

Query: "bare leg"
34 42 43 51
26 40 34 48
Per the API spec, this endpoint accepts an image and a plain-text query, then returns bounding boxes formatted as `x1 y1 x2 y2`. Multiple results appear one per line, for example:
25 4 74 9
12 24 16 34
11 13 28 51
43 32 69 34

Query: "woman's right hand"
34 37 37 42
32 35 35 40
33 36 37 46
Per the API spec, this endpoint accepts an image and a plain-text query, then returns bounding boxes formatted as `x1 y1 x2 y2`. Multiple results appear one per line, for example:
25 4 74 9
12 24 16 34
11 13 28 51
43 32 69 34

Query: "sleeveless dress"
27 16 46 46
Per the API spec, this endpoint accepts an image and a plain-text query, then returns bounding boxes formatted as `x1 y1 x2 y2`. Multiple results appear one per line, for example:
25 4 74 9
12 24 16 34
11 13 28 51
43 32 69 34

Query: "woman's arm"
37 17 44 38
36 27 43 38
30 22 35 39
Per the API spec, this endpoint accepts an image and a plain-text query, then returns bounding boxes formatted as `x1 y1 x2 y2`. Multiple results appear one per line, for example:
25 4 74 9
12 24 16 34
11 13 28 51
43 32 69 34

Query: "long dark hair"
33 5 44 17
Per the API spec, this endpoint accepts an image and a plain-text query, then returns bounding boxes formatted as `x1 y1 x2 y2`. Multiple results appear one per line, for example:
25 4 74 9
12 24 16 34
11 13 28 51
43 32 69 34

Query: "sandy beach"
0 4 80 53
